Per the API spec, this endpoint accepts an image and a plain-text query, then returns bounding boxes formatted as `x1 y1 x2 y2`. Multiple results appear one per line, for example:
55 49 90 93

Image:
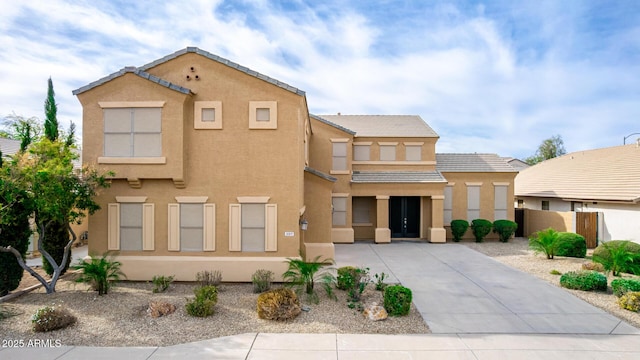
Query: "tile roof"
310 114 356 135
318 115 439 138
0 138 20 156
73 67 192 95
515 144 640 202
139 47 305 96
352 171 447 183
436 153 518 173
304 166 337 182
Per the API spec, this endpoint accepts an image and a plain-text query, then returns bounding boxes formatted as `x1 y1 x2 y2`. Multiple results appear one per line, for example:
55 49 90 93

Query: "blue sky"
1 0 639 159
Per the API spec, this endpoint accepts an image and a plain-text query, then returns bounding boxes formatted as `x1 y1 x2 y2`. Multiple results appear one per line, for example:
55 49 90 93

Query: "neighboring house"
73 47 518 281
503 157 530 172
515 144 640 244
0 137 20 159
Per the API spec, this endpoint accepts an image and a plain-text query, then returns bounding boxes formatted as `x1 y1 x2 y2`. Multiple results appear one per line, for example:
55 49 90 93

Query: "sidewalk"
2 333 640 359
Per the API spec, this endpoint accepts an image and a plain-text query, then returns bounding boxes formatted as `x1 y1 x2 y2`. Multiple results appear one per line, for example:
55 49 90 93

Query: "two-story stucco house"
73 47 517 281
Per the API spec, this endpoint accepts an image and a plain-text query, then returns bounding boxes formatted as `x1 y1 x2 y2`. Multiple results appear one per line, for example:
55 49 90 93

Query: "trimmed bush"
383 285 412 316
257 288 301 321
593 241 640 276
611 278 640 297
618 292 640 312
252 269 274 293
559 271 607 292
31 305 77 332
556 232 587 258
471 219 492 243
185 285 218 317
492 220 518 243
450 220 469 242
336 266 357 290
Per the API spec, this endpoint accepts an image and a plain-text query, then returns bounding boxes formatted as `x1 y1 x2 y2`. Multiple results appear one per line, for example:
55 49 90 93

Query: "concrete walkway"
3 242 640 359
335 241 639 334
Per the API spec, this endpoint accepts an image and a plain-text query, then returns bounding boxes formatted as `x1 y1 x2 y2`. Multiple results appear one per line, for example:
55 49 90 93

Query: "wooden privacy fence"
517 209 599 249
576 211 598 248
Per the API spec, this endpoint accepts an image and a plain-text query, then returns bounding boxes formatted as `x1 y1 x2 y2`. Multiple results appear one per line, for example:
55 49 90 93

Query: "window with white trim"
332 196 347 226
353 144 371 161
228 198 277 252
180 204 204 251
379 144 396 161
167 198 216 252
241 204 265 252
494 185 508 220
405 145 422 161
249 101 277 129
467 185 481 221
194 101 222 129
104 108 161 157
443 186 453 225
107 197 154 251
332 142 347 170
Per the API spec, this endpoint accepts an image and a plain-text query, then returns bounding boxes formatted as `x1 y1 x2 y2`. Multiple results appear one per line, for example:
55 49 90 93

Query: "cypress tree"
44 77 58 141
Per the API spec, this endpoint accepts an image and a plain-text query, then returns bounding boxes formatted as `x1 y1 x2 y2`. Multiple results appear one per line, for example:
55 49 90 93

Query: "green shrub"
31 305 77 332
373 272 388 291
593 241 640 276
559 271 607 291
185 285 218 317
196 270 223 287
383 285 412 316
611 278 640 297
282 253 336 304
556 232 587 258
336 266 357 290
550 269 562 275
492 220 518 243
152 275 174 293
0 185 33 296
450 220 469 242
471 219 492 243
618 291 640 312
41 221 73 276
256 288 301 321
252 269 274 293
529 228 562 259
72 252 124 295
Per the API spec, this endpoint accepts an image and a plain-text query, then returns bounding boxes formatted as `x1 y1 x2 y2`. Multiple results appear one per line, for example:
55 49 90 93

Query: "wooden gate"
576 212 598 248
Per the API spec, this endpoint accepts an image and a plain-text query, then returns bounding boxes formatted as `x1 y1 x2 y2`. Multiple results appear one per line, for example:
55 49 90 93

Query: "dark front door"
390 196 420 238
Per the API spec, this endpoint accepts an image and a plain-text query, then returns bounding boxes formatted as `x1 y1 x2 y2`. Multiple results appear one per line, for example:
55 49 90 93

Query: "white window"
168 198 216 252
379 144 396 161
467 184 481 221
405 145 422 161
104 108 161 157
494 185 508 220
249 101 277 129
353 144 371 161
194 101 222 129
332 142 348 171
443 186 453 225
352 197 373 224
229 198 277 252
107 197 154 251
332 196 347 226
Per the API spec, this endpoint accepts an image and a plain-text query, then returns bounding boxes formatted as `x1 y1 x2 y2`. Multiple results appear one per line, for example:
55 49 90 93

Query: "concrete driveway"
335 241 640 334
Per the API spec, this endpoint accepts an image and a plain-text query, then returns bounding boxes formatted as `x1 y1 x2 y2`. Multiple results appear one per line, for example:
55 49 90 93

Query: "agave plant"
72 252 125 295
282 253 336 304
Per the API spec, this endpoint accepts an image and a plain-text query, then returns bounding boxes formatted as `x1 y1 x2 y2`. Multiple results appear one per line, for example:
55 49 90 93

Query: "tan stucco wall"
81 52 310 280
523 209 574 237
302 170 335 261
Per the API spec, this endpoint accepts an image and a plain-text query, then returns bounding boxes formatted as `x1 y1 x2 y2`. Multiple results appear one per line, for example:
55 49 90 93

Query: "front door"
390 196 420 238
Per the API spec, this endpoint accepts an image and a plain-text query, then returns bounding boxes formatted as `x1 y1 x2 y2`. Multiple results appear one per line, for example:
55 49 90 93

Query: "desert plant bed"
1 277 428 347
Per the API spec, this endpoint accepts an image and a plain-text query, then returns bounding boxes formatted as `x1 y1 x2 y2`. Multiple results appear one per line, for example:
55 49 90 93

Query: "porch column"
429 195 446 243
375 195 391 243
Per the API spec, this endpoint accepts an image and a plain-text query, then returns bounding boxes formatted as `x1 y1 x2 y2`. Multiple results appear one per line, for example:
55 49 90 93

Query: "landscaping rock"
363 302 388 321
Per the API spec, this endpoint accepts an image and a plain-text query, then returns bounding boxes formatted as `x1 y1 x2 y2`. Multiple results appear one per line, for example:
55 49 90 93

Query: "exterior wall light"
300 219 308 231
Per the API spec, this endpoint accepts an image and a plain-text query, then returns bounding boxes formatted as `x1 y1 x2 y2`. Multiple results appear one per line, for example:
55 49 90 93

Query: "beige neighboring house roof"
436 153 517 173
0 138 20 156
515 144 640 203
318 115 439 138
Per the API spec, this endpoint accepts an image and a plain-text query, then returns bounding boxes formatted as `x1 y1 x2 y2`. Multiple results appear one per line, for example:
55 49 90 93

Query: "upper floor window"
249 101 277 129
331 139 348 172
379 142 397 161
404 143 423 161
194 101 222 129
353 143 371 161
104 107 161 157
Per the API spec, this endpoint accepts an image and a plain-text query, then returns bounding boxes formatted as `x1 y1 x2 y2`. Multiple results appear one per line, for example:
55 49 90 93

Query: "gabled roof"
352 171 446 183
73 47 305 97
139 47 305 96
310 114 356 135
436 153 517 173
504 157 530 172
318 115 439 138
515 144 640 203
73 67 192 95
0 138 20 156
